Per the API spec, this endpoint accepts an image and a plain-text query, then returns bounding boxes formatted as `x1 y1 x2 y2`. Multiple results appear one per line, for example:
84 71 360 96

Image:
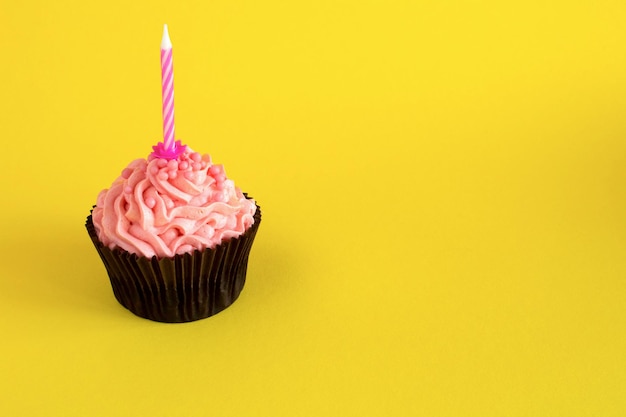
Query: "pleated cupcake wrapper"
86 197 261 323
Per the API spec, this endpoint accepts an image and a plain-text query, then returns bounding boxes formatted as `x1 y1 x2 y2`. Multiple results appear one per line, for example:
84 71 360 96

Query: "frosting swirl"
92 151 256 258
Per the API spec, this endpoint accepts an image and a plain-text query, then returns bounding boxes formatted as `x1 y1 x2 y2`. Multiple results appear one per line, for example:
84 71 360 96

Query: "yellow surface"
1 0 625 415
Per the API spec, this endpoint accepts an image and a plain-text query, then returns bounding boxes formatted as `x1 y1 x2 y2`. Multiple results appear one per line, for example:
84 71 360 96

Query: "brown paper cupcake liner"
86 197 261 323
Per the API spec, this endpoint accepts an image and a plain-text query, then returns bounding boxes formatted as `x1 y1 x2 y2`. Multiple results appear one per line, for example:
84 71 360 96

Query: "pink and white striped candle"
152 24 186 160
161 24 175 150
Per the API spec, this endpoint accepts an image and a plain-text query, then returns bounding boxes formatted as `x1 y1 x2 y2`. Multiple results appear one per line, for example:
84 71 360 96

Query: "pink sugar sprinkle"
158 171 169 181
145 197 156 208
191 152 201 162
192 162 202 171
179 161 189 170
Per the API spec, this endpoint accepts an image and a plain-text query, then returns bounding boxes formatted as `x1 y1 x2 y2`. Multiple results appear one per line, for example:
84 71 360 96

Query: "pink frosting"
92 150 256 259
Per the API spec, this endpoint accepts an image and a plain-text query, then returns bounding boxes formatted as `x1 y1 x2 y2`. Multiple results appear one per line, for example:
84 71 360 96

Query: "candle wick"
161 24 172 50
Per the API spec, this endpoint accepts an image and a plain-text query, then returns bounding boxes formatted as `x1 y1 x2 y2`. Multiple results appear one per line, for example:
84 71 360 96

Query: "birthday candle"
161 24 175 152
150 25 186 160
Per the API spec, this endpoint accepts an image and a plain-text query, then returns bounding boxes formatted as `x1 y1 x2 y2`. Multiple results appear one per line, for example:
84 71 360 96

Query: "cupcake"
86 147 261 322
86 25 261 322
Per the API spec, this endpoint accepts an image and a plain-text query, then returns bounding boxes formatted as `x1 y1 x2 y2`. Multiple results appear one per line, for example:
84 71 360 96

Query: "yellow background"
1 0 625 415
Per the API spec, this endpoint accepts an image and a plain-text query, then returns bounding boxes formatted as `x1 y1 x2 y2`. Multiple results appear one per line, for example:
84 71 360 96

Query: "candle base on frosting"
150 140 187 160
